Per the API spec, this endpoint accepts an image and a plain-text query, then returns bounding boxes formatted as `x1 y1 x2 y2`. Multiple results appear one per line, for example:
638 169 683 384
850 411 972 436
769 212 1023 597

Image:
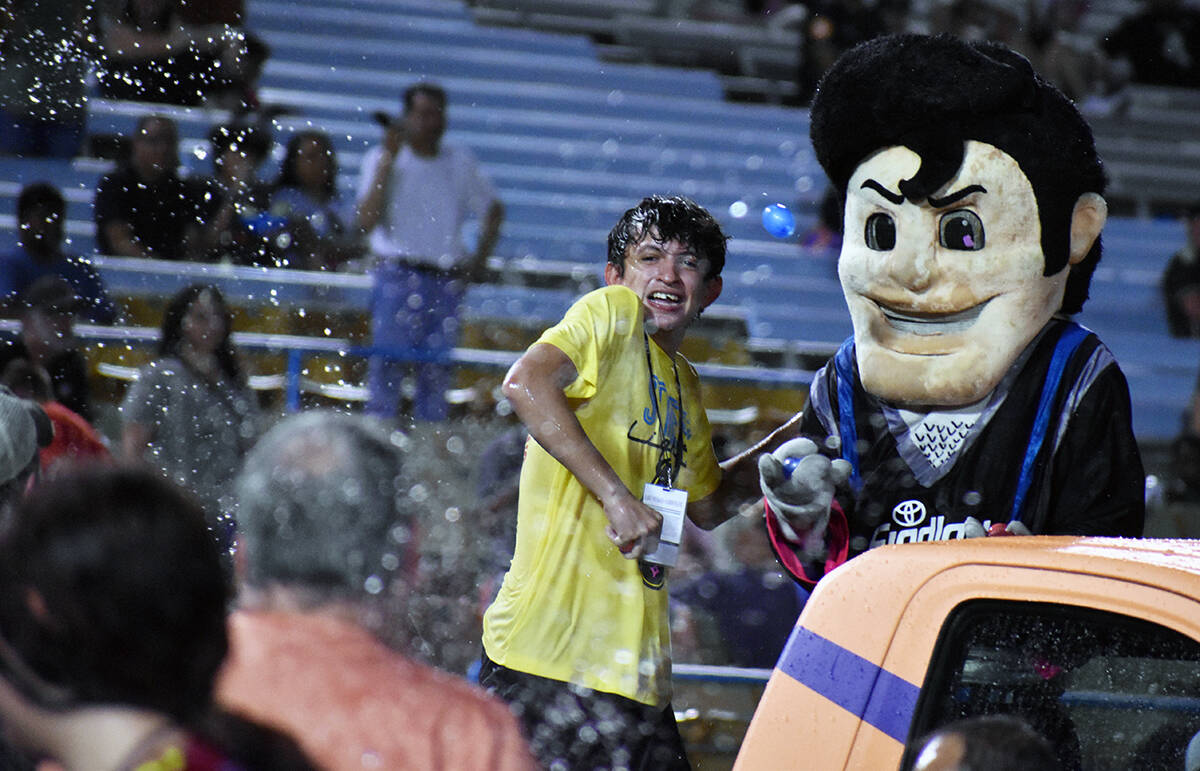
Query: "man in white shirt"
356 82 504 422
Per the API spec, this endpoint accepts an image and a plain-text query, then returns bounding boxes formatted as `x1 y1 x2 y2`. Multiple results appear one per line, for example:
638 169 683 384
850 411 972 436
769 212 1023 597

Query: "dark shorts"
479 651 690 771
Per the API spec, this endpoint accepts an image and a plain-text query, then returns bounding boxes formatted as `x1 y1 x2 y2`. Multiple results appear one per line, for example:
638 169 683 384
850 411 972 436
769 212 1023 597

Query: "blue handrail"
1 319 813 412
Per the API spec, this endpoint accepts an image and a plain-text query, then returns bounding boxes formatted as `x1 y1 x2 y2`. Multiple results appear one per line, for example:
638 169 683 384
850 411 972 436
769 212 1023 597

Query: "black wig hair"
607 195 729 280
809 33 1106 314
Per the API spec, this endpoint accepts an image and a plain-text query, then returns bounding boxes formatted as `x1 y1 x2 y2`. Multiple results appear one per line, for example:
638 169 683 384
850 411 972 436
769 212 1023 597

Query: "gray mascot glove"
758 437 853 560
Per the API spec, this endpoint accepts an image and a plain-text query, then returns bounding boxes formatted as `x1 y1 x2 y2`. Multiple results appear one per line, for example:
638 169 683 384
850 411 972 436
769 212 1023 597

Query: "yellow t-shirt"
482 285 721 707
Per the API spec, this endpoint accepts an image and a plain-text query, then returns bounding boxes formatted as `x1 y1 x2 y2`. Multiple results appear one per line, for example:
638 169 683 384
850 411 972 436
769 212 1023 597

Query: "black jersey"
794 319 1145 566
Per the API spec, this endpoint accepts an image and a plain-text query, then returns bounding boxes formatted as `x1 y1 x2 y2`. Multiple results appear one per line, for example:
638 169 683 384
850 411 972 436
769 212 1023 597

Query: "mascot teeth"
880 303 985 335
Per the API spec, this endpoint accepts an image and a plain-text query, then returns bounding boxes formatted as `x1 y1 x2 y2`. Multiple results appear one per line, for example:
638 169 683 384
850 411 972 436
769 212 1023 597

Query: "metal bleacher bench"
79 256 814 415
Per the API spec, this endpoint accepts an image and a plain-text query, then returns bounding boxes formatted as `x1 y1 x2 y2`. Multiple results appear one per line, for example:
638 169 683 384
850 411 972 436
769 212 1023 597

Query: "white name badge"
642 483 687 567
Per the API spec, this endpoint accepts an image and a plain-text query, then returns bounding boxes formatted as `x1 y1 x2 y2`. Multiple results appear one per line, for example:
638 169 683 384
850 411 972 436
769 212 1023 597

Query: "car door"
857 562 1200 771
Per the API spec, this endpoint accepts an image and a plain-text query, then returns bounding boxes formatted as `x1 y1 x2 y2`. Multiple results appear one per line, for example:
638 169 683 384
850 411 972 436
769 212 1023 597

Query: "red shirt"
39 401 110 472
217 610 535 771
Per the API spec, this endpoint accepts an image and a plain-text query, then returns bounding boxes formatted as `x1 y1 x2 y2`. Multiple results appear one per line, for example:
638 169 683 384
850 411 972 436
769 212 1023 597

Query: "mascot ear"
1069 192 1107 266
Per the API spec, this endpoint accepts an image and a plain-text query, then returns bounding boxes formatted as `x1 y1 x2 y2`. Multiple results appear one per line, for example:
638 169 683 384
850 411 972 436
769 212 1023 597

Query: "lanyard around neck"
643 332 684 488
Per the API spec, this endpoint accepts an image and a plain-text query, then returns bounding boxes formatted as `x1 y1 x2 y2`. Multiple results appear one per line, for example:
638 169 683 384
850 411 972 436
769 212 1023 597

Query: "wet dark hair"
403 81 447 112
277 130 338 201
0 466 229 720
607 195 729 280
16 183 64 224
810 33 1106 314
158 284 244 385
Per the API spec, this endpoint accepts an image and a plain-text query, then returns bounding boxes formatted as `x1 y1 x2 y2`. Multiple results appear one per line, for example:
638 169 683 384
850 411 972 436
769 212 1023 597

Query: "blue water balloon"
762 203 796 238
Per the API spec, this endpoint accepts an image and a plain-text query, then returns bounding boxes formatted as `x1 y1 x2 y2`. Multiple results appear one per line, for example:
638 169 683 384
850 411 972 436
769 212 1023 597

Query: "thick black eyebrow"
928 184 987 208
860 179 905 205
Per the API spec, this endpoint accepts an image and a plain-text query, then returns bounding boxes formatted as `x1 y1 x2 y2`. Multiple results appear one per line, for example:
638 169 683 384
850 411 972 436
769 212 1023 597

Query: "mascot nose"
888 244 934 292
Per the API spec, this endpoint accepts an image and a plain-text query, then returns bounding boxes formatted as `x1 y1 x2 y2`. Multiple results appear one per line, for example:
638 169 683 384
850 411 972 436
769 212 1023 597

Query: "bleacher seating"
467 0 803 103
0 0 1197 441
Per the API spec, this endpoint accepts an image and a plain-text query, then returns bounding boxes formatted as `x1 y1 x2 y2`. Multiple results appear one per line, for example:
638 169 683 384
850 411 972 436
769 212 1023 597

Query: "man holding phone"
355 81 504 422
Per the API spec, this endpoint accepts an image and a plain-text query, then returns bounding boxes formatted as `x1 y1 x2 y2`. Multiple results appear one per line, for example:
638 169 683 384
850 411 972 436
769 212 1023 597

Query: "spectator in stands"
467 422 530 616
474 423 527 555
0 182 118 324
217 410 536 771
796 0 906 105
911 715 1060 771
799 187 844 252
271 130 362 271
161 0 271 113
1101 0 1200 89
0 0 92 158
0 465 317 771
202 122 281 267
0 384 52 525
356 81 505 422
0 277 95 422
120 284 260 554
94 0 256 107
1025 0 1126 111
224 33 271 116
673 507 808 668
93 115 208 261
1161 202 1200 337
0 358 111 475
927 0 1028 47
1167 353 1200 534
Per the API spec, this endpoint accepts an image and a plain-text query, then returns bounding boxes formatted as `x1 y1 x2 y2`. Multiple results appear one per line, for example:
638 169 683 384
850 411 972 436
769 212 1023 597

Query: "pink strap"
765 498 849 586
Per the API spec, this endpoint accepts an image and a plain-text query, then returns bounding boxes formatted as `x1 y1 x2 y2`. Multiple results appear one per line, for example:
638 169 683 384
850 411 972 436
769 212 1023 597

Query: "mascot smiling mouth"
875 299 990 336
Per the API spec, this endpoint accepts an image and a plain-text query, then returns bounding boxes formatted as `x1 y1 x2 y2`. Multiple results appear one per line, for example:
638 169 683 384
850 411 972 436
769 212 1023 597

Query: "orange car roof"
824 535 1200 588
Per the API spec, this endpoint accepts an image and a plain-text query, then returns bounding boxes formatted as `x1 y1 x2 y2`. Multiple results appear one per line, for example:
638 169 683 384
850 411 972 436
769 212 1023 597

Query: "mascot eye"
864 213 896 251
939 210 984 250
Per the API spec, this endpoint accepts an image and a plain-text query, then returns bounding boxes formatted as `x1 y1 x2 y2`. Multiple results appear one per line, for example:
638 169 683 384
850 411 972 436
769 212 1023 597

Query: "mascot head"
810 34 1107 406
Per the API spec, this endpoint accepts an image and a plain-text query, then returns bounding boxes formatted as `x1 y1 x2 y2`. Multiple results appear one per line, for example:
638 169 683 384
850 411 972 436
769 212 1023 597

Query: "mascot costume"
760 34 1146 584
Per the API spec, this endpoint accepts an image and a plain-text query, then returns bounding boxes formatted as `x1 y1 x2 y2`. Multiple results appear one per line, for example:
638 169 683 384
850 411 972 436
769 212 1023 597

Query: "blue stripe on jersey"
777 626 921 743
1009 322 1090 523
833 338 862 491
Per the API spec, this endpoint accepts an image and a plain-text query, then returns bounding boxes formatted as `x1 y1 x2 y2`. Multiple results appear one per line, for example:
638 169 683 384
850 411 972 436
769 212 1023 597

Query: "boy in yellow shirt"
481 195 744 769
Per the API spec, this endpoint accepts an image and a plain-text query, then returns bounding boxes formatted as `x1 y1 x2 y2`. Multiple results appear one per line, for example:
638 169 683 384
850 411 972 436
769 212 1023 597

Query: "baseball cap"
0 386 53 485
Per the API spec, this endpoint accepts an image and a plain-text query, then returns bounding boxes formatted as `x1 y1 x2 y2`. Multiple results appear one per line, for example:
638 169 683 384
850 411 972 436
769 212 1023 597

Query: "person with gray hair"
0 385 52 521
232 408 409 599
217 410 534 771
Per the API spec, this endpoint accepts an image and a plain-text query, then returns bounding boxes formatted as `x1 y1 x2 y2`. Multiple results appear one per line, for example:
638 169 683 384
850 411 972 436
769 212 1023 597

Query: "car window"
905 600 1200 771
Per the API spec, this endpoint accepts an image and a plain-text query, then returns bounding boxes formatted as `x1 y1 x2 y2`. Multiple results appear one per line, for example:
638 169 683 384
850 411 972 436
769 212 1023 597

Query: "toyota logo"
892 500 927 527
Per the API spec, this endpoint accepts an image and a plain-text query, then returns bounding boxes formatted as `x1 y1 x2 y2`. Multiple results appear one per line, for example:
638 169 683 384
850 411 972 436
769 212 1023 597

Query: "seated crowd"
0 387 536 769
4 2 1200 767
92 114 363 271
